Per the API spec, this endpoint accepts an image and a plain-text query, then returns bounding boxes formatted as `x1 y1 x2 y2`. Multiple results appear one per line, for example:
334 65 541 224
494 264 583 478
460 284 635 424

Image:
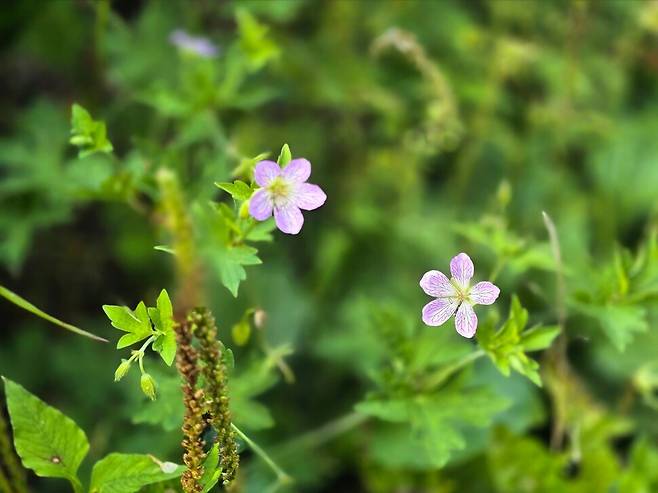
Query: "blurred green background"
2 0 658 492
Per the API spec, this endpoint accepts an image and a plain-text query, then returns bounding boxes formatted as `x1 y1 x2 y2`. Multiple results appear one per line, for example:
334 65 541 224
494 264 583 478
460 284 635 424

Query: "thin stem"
542 211 571 450
278 411 368 454
231 424 291 485
423 350 485 390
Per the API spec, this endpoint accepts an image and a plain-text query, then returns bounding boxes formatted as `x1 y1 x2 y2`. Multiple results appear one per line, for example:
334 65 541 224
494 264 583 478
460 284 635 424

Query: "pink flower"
420 252 500 338
248 159 327 235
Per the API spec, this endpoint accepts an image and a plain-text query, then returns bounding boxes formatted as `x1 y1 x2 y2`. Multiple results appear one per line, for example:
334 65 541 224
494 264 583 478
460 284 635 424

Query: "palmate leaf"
70 104 113 158
148 290 176 366
103 302 153 349
477 296 560 386
89 453 183 493
211 243 262 297
215 180 254 201
3 377 88 492
356 387 508 468
196 203 263 297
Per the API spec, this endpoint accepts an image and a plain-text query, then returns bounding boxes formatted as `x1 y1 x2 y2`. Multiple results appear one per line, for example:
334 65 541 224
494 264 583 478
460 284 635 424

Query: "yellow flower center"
266 177 291 206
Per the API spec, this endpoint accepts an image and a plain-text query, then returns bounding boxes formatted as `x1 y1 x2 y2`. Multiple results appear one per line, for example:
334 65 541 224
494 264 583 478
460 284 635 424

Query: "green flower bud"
232 319 251 346
239 201 250 219
140 373 157 401
114 359 131 382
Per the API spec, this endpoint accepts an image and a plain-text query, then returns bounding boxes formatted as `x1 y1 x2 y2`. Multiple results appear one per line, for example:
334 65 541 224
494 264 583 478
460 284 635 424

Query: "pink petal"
274 203 304 234
282 158 311 183
419 270 457 298
450 252 474 288
254 160 281 187
422 298 458 327
293 183 326 211
248 189 273 221
469 281 500 305
455 302 478 338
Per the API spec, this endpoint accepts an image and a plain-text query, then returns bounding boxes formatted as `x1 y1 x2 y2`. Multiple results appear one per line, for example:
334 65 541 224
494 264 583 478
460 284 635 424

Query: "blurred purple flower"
248 159 326 235
169 29 218 58
420 252 500 338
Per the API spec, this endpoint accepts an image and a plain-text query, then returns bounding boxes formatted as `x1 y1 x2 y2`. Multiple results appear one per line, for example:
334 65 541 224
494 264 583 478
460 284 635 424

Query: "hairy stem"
157 168 204 316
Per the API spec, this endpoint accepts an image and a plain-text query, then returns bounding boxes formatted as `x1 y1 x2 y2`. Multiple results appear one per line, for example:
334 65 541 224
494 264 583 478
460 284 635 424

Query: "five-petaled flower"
248 159 327 235
420 252 500 338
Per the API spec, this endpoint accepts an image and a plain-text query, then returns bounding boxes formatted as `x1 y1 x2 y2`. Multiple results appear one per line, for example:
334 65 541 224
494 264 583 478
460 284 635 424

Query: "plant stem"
424 350 485 390
278 411 369 454
231 424 291 485
542 210 571 450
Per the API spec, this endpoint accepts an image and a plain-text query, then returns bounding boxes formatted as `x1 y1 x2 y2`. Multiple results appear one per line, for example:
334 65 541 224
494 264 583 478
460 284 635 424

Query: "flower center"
266 177 291 206
450 279 470 303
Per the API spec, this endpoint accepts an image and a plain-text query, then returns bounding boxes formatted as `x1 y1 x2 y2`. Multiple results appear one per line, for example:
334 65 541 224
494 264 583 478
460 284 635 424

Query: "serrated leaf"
360 388 508 468
3 377 88 491
0 284 107 342
90 453 183 493
245 219 276 242
574 302 648 351
215 180 253 201
103 302 153 349
70 104 113 158
212 244 262 297
149 290 176 366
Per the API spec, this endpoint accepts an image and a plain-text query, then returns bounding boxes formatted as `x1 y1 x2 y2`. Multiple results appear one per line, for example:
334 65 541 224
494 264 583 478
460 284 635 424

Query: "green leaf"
200 444 222 493
212 244 262 297
277 143 292 166
245 219 276 242
359 388 508 468
215 180 253 201
3 377 88 492
0 284 107 342
149 290 176 366
574 302 648 351
69 104 113 158
103 302 154 349
478 296 553 386
90 453 183 493
520 325 561 351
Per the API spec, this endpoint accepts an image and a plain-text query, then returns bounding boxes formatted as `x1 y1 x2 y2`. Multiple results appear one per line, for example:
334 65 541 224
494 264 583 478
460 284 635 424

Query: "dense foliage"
2 1 658 492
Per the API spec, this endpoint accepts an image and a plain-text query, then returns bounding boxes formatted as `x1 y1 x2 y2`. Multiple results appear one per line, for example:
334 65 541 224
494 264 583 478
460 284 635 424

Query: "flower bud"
140 373 157 401
114 359 131 382
253 309 267 330
232 320 251 346
239 201 250 219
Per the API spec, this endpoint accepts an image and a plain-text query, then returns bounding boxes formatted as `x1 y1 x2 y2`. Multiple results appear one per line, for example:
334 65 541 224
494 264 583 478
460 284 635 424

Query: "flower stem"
231 424 291 485
278 411 369 454
423 350 485 390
